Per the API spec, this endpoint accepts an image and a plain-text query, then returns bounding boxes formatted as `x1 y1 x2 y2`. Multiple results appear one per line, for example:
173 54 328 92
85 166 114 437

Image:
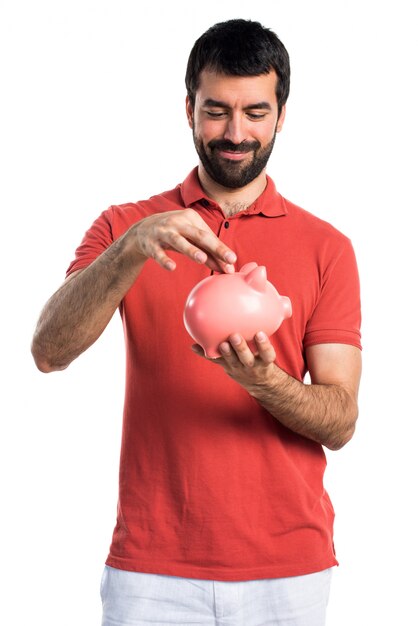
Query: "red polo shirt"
67 168 361 580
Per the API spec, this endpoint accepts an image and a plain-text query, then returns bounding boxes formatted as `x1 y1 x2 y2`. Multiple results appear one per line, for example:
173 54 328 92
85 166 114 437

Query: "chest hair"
221 202 251 217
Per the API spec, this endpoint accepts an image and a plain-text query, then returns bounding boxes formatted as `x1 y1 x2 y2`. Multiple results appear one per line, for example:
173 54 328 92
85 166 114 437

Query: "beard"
193 128 276 189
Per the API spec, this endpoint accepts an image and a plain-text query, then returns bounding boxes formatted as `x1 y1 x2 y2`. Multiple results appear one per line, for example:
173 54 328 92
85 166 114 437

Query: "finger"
219 341 239 365
163 229 209 264
158 228 235 273
228 334 255 368
148 237 208 271
204 254 236 275
254 332 276 363
149 244 177 271
179 223 237 272
185 210 237 265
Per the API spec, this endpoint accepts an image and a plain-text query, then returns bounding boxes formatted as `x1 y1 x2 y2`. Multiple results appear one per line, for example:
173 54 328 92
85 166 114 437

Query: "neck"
197 164 268 217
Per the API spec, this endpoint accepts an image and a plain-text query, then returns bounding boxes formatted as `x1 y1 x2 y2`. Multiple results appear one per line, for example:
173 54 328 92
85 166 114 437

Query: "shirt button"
201 199 210 207
224 221 230 229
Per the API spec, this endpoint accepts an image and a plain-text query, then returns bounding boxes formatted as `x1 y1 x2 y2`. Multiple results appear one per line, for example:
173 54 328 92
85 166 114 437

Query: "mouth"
216 149 251 161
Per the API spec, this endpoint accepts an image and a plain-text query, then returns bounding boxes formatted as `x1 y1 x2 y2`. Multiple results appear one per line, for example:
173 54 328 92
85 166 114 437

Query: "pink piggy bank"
183 262 292 358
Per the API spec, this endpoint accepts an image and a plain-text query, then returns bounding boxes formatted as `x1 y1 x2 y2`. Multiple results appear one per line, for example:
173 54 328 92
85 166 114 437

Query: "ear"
186 96 194 129
276 104 286 133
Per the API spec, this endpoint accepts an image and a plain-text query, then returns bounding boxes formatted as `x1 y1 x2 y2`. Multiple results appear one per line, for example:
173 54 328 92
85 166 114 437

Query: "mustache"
207 139 261 153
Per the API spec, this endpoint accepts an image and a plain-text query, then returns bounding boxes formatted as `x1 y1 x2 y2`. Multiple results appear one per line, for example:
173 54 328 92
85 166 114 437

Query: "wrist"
246 362 284 399
119 223 148 267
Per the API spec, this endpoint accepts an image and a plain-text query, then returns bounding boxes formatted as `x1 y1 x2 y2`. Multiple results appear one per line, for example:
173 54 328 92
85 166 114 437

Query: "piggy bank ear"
239 261 258 274
244 266 267 292
240 262 258 274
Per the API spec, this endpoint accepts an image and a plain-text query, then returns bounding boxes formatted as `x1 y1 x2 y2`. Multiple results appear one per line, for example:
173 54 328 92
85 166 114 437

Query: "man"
32 19 362 626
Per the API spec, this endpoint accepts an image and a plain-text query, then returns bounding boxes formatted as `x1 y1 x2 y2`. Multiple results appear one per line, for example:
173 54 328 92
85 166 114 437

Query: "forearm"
32 227 145 372
32 207 238 373
247 365 358 451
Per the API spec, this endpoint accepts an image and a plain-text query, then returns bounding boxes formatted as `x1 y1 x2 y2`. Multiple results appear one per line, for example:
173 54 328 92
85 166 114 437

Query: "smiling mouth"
217 149 251 161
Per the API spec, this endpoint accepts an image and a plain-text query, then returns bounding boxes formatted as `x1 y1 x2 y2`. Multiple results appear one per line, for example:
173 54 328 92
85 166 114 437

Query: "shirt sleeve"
303 237 362 350
66 208 115 278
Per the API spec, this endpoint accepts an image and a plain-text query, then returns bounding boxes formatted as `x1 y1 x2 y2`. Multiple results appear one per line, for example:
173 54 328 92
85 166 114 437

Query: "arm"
32 209 237 373
193 335 361 451
248 341 361 450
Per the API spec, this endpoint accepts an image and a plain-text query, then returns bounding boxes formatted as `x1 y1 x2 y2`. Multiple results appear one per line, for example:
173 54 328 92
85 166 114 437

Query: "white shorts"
100 565 332 625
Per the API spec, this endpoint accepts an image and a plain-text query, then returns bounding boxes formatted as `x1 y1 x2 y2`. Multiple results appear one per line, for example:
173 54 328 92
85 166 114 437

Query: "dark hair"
185 19 290 115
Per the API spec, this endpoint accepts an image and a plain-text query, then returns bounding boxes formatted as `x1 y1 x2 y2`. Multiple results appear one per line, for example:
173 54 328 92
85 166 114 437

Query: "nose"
223 113 247 145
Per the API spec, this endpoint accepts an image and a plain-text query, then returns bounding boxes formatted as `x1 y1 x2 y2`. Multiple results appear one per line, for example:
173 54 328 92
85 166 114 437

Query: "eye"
246 112 267 120
205 110 226 118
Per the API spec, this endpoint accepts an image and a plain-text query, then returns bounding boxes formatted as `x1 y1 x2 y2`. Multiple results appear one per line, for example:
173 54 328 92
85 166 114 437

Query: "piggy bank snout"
281 295 292 319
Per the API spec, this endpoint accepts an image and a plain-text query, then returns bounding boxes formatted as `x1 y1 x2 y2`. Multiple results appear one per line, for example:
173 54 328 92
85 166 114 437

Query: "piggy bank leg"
204 345 222 359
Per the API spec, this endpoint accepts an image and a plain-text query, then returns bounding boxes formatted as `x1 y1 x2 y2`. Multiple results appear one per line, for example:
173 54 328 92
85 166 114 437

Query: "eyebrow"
202 98 272 111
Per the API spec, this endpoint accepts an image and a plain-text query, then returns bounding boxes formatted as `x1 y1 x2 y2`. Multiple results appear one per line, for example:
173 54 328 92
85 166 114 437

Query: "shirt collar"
179 167 288 218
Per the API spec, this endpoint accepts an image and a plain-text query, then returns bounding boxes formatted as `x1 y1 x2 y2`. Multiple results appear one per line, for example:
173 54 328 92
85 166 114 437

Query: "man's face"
186 69 285 189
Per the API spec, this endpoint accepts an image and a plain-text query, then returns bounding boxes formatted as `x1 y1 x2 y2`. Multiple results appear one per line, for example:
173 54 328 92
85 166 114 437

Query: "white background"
1 0 417 624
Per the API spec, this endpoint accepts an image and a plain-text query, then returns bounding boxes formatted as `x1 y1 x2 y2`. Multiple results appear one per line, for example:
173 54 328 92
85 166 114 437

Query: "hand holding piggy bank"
183 262 292 358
